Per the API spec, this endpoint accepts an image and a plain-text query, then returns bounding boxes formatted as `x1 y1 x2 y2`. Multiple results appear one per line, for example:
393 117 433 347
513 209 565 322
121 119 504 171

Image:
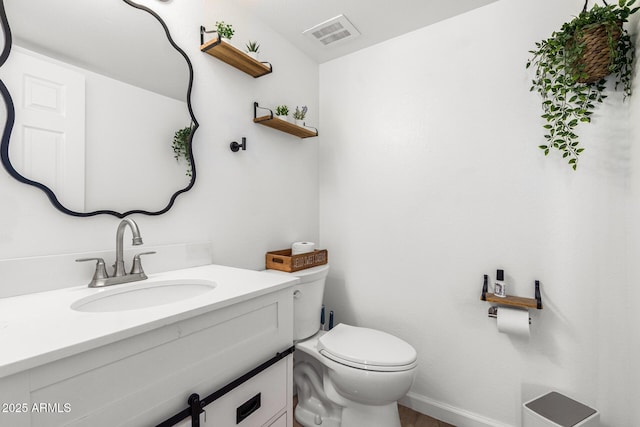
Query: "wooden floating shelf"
483 293 541 309
201 37 272 78
481 276 542 309
253 102 318 139
254 115 318 139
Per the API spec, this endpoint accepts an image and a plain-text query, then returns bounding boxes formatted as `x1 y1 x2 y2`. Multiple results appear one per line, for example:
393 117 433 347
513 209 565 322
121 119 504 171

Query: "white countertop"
0 264 299 378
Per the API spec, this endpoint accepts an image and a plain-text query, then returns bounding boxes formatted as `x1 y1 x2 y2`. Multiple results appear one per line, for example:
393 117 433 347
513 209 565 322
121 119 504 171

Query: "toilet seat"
317 324 417 372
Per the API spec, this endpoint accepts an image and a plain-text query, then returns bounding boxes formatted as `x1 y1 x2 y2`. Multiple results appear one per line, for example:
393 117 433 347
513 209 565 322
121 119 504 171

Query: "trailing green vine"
526 0 638 170
172 125 193 177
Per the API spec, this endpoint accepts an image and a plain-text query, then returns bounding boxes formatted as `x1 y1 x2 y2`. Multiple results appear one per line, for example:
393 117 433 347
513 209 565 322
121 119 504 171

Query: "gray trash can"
522 391 599 427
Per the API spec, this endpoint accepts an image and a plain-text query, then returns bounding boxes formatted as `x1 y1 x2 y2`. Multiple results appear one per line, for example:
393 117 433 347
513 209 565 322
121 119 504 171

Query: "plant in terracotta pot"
526 0 638 170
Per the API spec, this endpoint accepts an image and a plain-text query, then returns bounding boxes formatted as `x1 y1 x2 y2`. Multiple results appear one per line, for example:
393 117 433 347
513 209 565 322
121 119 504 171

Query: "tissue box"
265 249 328 272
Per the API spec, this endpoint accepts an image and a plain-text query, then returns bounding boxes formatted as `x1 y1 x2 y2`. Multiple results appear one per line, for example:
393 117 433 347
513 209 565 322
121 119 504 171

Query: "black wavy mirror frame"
0 0 198 218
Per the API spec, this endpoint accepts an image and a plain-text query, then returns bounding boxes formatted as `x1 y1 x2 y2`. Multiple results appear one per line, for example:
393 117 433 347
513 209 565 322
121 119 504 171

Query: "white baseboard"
399 392 514 427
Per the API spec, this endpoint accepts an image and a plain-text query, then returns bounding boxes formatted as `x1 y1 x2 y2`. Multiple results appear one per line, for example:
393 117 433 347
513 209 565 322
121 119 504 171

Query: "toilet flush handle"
293 290 301 298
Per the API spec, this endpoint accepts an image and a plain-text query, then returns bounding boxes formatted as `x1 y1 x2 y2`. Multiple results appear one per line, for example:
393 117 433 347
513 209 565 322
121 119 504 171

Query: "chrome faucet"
113 218 143 277
76 218 155 287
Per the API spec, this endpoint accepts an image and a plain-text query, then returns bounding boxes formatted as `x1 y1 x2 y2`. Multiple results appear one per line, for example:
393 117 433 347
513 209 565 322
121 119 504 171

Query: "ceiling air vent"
303 15 360 46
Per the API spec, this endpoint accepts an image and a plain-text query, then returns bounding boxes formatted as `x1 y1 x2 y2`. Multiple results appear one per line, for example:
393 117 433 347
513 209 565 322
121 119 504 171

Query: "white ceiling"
3 0 498 99
233 0 498 63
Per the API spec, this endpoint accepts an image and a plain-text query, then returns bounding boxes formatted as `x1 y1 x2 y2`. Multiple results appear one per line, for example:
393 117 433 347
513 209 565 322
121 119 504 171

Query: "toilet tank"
266 264 329 341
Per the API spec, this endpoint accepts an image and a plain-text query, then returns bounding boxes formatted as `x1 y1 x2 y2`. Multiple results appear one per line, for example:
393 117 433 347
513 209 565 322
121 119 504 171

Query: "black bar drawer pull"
236 393 261 424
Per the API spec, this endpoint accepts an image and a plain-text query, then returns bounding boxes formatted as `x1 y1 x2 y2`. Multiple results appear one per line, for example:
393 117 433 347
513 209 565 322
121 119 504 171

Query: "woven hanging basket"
572 20 622 83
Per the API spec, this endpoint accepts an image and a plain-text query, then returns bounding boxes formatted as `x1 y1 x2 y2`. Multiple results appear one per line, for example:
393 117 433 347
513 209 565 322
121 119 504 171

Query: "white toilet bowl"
266 264 418 427
295 325 417 427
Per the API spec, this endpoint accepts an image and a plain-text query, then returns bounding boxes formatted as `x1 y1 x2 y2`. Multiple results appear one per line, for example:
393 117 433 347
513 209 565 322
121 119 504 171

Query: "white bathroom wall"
627 9 640 425
0 0 319 296
319 0 635 425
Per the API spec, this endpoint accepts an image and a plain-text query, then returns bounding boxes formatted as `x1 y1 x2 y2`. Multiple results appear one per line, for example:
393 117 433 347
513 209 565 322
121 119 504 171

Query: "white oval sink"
71 279 217 312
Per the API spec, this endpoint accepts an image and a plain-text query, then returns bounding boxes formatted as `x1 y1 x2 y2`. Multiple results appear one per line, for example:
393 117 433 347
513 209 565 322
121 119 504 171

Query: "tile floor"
292 398 455 427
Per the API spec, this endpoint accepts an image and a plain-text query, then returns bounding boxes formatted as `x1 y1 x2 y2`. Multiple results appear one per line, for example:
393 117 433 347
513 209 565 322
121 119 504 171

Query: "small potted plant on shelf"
245 41 260 60
215 21 234 42
275 105 289 121
172 125 193 177
293 105 307 127
526 0 638 170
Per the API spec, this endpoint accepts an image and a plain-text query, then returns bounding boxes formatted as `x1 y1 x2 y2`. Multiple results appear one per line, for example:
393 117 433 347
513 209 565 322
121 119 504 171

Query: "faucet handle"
76 257 109 281
130 251 156 275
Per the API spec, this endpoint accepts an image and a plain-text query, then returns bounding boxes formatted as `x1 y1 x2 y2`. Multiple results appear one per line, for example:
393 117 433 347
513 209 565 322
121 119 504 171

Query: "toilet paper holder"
488 306 531 324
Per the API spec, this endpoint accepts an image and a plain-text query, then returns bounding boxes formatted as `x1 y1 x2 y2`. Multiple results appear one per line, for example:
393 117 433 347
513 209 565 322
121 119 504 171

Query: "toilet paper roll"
497 307 530 337
291 241 316 255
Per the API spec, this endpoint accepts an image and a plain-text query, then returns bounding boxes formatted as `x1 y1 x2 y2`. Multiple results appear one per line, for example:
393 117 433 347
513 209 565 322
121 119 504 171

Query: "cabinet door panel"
200 357 288 427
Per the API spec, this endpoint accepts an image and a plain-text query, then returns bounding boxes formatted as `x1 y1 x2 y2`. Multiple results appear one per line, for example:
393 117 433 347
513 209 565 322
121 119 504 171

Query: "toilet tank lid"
318 324 417 369
266 264 329 283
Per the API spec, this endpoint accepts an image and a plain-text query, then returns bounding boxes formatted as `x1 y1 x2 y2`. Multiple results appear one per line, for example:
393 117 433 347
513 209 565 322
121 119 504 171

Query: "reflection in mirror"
0 0 197 217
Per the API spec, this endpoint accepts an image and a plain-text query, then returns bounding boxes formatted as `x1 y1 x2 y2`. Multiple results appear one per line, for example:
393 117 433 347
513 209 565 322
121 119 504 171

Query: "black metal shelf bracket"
535 280 542 309
200 25 220 47
481 274 488 301
260 62 274 74
254 102 273 119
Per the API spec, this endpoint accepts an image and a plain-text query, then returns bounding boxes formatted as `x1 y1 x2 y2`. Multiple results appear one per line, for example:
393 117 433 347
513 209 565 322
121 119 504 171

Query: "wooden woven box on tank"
265 249 328 272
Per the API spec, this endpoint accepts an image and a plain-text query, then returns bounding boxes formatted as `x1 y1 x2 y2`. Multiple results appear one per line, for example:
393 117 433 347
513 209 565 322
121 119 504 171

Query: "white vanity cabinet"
173 355 292 427
0 281 295 427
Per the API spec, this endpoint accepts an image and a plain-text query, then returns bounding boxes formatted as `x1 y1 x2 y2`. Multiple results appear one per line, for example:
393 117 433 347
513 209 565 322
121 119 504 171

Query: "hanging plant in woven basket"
526 0 638 170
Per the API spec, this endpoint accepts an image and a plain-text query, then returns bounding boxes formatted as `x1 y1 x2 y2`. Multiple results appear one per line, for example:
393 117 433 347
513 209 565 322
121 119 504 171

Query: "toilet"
267 264 417 427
